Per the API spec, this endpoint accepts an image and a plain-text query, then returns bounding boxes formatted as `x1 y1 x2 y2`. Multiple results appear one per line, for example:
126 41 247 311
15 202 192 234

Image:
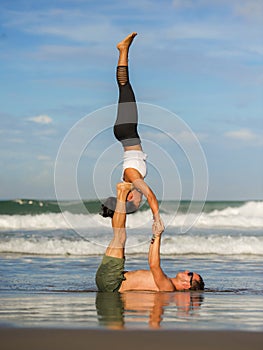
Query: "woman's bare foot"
117 32 137 51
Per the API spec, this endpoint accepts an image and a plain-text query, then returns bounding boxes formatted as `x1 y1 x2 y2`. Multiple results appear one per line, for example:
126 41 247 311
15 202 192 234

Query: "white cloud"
37 155 51 161
34 22 120 43
27 115 53 124
224 128 259 141
3 8 122 44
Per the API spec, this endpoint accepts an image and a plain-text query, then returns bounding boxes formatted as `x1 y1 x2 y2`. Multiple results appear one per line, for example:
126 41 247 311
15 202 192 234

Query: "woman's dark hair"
99 196 137 218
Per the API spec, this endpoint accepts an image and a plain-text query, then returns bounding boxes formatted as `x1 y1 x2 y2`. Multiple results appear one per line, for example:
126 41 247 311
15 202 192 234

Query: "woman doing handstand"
100 32 164 233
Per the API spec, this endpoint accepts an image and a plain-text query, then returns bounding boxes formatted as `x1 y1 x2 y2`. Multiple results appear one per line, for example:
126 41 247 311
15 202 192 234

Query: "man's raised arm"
148 226 175 292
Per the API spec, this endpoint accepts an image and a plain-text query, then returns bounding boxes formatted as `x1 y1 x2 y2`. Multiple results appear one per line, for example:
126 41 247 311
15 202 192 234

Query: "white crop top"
122 150 147 180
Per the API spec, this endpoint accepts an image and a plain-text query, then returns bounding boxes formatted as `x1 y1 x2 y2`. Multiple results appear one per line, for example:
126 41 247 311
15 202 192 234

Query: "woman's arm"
135 178 159 215
125 170 158 214
124 168 165 231
124 168 159 214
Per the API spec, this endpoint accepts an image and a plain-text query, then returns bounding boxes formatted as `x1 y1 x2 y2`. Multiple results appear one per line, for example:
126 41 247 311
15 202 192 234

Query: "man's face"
127 189 142 209
175 271 200 290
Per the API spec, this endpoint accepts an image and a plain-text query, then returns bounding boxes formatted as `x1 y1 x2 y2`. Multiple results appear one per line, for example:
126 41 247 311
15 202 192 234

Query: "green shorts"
96 291 124 327
95 255 126 292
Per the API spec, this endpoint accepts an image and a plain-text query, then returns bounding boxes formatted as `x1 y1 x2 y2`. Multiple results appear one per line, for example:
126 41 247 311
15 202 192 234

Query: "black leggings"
113 66 141 147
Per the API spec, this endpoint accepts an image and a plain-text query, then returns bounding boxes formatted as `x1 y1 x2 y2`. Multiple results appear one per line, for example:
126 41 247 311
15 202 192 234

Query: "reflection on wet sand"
96 291 204 329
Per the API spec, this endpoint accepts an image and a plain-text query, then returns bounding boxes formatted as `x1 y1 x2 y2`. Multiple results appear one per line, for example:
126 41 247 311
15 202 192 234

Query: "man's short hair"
190 274 205 291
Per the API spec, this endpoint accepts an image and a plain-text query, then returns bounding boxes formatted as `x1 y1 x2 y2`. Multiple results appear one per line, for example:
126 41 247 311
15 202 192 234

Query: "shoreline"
1 329 263 350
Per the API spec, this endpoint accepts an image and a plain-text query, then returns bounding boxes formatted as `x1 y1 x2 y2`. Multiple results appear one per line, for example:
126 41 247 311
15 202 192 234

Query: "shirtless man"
96 182 205 292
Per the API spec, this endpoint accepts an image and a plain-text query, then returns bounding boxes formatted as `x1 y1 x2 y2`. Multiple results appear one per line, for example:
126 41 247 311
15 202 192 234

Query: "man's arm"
148 233 175 292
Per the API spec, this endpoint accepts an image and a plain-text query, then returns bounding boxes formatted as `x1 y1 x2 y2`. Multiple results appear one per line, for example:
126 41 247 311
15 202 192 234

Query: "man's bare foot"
116 182 134 203
117 32 137 51
117 181 134 193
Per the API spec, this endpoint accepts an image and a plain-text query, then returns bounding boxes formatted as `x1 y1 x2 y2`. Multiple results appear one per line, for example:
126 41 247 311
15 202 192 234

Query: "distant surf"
0 200 262 230
0 200 262 257
0 230 262 256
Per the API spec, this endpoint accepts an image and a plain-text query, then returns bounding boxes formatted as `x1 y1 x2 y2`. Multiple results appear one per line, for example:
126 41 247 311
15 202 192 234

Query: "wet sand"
1 329 263 350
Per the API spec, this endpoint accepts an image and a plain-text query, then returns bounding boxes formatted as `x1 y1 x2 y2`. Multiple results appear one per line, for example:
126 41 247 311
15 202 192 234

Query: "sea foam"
0 201 262 230
0 233 262 256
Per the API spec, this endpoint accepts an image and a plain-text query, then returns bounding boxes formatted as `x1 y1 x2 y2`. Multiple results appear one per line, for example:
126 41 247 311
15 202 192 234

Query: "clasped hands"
152 212 165 237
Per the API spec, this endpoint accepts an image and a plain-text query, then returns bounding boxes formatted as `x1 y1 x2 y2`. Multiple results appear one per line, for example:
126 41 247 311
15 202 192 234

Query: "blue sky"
1 0 262 200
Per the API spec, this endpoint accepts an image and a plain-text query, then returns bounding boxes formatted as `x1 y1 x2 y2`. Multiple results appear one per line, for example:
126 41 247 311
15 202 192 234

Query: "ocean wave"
0 212 110 230
166 201 263 229
0 234 262 256
0 201 262 230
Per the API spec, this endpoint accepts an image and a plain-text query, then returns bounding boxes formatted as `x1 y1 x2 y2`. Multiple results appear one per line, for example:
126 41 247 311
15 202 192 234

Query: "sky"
1 0 262 201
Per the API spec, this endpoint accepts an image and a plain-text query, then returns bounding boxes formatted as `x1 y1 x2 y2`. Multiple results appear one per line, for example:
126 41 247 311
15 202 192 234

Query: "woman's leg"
113 33 142 149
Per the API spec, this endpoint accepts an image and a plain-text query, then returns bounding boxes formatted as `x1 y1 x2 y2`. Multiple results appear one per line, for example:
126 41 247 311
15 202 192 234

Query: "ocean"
0 199 263 330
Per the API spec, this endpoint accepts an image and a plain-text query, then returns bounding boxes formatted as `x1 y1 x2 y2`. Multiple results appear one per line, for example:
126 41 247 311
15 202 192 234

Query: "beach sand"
1 329 262 350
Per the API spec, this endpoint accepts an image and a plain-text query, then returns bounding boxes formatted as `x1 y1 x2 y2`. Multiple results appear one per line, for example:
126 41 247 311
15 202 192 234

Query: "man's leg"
105 182 133 258
96 182 133 292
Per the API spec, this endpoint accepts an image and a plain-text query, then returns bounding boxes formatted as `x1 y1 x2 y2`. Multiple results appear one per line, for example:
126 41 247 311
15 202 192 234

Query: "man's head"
173 271 205 291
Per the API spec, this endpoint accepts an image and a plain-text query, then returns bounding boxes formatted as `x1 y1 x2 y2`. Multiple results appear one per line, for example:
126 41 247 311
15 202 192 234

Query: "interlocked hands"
152 212 165 238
